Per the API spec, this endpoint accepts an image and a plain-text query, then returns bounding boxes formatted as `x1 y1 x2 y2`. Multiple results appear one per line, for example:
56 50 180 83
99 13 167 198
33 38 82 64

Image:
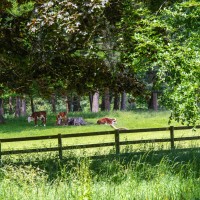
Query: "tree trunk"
30 97 35 113
0 98 5 124
113 93 120 110
104 87 110 111
0 114 5 124
101 88 111 111
0 98 4 115
88 92 93 112
51 93 56 113
63 96 69 124
120 91 127 111
148 92 158 111
101 95 105 111
15 97 21 117
67 95 73 112
9 96 13 115
65 96 69 113
73 95 81 111
92 91 99 112
21 96 27 116
153 92 158 111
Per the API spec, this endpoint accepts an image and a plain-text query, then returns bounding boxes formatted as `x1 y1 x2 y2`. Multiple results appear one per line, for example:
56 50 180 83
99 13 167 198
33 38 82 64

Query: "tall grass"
0 150 200 200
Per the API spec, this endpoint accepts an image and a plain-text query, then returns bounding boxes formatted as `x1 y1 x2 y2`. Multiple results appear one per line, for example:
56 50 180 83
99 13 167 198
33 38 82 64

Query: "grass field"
0 110 200 155
1 110 174 137
0 110 200 199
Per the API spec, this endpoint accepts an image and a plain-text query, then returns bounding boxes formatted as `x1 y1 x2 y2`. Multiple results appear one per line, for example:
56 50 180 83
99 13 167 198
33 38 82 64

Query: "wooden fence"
0 125 200 160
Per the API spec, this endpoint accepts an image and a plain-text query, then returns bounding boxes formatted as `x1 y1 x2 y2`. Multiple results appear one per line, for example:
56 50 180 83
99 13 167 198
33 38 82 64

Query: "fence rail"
1 125 200 160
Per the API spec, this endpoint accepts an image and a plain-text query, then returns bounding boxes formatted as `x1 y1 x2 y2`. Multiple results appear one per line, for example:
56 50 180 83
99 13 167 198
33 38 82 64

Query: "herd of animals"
27 111 127 130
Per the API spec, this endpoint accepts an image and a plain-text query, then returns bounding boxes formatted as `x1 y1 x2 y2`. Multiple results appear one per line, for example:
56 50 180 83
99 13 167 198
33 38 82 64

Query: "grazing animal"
56 112 68 125
97 117 117 125
97 117 128 130
28 111 46 126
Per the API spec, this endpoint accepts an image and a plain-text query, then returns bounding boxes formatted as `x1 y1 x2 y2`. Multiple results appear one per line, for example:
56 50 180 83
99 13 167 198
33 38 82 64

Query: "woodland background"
0 0 199 124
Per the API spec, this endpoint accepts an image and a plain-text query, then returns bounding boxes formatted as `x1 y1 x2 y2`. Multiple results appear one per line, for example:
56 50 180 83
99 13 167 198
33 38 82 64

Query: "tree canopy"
0 0 200 124
117 0 200 125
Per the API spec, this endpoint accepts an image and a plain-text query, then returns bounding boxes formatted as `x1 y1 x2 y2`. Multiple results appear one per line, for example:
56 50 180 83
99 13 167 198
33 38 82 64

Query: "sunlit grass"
0 110 174 137
1 110 200 158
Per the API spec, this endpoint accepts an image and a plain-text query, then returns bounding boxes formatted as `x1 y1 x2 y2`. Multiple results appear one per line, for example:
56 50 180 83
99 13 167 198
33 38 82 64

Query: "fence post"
115 130 120 155
58 134 63 160
170 126 175 149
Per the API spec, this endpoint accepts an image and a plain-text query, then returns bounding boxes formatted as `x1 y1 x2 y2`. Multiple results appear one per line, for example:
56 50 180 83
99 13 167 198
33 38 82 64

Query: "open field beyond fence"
1 125 200 161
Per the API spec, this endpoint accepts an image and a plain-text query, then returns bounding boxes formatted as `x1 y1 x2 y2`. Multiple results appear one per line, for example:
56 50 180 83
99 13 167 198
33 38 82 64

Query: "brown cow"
97 117 117 125
97 117 128 130
28 111 47 126
56 112 68 125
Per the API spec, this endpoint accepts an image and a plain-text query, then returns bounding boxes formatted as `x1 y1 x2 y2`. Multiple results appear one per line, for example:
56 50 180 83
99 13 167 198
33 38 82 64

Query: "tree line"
0 0 199 124
0 90 157 121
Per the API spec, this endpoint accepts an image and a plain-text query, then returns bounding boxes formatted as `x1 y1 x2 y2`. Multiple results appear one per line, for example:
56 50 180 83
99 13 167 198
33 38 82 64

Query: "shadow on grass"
1 148 200 182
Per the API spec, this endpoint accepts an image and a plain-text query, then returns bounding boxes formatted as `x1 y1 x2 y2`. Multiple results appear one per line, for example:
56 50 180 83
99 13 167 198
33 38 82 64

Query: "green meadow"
0 110 200 155
0 111 200 200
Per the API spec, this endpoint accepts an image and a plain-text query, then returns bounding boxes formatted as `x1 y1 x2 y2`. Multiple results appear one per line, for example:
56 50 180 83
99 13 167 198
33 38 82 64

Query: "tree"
159 1 200 125
15 96 21 117
26 0 146 98
1 0 147 107
92 91 99 112
120 91 126 110
0 98 5 123
117 0 200 125
21 95 27 116
0 0 41 96
2 0 198 124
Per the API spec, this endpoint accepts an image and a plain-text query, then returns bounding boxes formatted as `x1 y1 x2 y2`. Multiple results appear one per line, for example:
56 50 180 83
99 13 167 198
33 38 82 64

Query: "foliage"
0 0 200 125
1 0 140 97
0 0 36 95
159 0 200 125
26 0 145 95
6 0 35 17
117 0 200 125
26 0 110 95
